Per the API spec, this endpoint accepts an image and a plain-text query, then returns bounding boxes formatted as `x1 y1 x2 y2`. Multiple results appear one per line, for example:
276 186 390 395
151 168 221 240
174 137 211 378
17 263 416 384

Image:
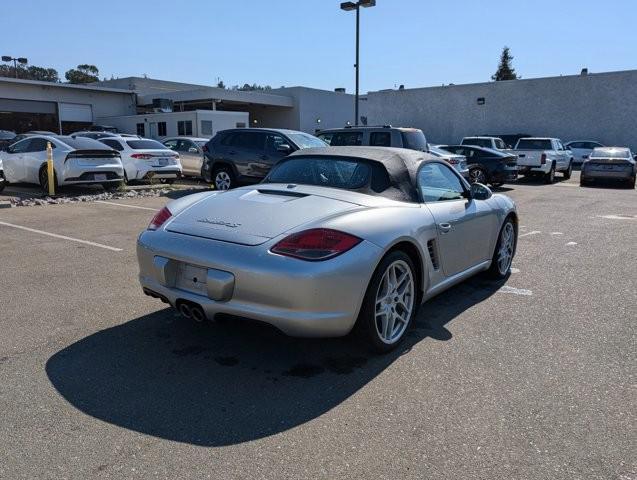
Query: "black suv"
202 128 327 190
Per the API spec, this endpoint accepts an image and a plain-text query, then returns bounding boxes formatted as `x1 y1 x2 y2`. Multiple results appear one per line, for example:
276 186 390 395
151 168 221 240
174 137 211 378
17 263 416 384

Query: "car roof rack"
343 124 393 129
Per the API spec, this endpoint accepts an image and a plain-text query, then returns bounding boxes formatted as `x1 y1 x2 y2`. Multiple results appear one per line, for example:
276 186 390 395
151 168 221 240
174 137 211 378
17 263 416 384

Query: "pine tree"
492 47 518 81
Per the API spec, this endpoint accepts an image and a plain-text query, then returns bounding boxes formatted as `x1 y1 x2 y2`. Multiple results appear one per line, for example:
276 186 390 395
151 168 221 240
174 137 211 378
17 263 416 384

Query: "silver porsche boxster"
137 146 517 352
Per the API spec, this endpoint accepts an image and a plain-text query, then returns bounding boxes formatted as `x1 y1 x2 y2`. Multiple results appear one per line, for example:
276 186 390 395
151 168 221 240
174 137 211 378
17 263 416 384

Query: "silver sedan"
137 147 517 352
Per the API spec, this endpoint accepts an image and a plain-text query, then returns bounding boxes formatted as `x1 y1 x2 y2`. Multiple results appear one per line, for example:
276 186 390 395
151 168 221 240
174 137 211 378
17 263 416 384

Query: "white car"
429 145 469 178
0 158 5 193
98 137 182 184
162 137 208 177
461 136 508 151
564 140 605 165
513 137 574 183
0 135 124 192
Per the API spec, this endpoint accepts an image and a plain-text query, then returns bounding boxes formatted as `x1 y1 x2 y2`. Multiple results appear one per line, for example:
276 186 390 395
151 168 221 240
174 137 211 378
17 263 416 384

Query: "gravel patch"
7 187 180 207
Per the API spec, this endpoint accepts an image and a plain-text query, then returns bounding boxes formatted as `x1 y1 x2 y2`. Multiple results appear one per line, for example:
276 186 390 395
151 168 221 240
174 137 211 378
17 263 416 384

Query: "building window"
177 120 193 136
201 120 213 136
158 122 167 137
236 122 246 128
136 123 145 136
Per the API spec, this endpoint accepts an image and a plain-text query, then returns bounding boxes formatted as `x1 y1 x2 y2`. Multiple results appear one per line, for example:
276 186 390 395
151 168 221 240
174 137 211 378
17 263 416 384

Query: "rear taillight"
203 145 209 153
148 207 172 230
131 153 153 160
271 228 362 261
540 153 547 165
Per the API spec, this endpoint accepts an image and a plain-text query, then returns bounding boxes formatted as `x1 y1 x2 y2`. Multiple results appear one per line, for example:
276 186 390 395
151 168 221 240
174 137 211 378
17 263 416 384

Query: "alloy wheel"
497 222 515 275
374 260 414 344
470 168 486 184
215 171 232 190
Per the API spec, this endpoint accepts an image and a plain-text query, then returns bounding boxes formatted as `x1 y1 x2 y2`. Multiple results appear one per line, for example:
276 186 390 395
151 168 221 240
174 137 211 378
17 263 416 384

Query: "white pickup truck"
461 136 508 150
513 137 573 183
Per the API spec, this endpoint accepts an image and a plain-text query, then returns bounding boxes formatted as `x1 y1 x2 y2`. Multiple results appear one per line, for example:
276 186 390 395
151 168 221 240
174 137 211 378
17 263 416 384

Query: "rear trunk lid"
166 188 365 246
65 149 121 167
515 150 546 167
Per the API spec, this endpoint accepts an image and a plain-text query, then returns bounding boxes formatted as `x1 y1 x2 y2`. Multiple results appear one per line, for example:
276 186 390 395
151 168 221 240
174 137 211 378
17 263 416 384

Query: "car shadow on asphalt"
46 276 504 447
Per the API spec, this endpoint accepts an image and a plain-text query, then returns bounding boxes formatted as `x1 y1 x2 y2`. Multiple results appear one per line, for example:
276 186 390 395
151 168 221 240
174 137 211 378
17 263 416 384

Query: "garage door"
59 103 93 122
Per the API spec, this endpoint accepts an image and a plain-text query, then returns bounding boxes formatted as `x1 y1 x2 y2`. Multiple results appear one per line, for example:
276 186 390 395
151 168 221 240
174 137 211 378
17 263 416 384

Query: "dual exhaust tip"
177 301 206 323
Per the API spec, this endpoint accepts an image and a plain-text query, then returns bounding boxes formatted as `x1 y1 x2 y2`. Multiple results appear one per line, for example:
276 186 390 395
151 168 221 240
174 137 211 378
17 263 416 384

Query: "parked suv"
317 126 429 152
202 128 326 190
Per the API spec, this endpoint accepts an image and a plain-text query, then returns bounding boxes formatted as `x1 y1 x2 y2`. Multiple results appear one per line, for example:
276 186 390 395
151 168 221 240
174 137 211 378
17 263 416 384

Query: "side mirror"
469 182 492 200
277 144 292 153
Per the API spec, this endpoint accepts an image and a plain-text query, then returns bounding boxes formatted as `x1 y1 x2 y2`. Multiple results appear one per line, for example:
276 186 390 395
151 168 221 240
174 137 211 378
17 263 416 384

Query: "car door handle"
438 223 453 233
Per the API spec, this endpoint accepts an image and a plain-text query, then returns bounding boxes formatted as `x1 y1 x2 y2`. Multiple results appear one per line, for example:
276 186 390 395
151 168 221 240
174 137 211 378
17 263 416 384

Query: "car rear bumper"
582 170 634 180
60 164 125 185
518 164 551 174
136 231 382 337
492 166 518 182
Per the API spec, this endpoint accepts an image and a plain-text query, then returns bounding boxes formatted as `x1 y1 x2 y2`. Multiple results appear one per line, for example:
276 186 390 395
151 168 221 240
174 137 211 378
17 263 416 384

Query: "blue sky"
3 0 635 92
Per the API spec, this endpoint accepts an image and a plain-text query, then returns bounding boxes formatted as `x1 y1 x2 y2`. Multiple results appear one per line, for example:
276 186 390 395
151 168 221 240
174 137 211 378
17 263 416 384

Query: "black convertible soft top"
286 146 440 203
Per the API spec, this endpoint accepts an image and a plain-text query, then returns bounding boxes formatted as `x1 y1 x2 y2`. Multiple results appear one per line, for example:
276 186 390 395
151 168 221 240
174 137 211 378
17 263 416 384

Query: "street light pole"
1 56 28 79
340 0 375 126
355 4 360 126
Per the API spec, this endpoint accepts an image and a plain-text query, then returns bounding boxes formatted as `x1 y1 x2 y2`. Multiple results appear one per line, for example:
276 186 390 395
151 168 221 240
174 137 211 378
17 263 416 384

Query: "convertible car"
138 147 518 352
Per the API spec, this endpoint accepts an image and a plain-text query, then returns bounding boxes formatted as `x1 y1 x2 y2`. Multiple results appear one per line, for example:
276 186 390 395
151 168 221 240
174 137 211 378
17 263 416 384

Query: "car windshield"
286 132 327 149
590 148 630 159
400 129 428 151
516 139 552 150
126 139 168 150
266 157 371 190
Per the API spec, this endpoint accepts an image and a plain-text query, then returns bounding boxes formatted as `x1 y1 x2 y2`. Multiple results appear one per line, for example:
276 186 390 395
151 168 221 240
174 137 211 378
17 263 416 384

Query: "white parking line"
550 232 563 235
498 285 533 296
519 230 541 238
0 221 123 252
566 241 578 246
95 201 157 211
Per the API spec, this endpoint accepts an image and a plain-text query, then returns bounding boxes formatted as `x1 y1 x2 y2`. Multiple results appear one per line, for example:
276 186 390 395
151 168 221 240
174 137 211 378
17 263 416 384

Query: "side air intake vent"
427 239 440 270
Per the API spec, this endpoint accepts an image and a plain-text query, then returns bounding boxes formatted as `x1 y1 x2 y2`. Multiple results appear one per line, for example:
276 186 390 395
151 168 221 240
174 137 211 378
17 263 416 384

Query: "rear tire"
628 176 636 189
355 251 417 353
213 166 235 191
469 167 487 184
544 162 556 184
487 218 516 279
39 166 58 195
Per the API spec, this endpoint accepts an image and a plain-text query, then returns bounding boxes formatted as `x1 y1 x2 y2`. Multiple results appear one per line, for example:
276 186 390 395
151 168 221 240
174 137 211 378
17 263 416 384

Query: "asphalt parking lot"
0 171 635 480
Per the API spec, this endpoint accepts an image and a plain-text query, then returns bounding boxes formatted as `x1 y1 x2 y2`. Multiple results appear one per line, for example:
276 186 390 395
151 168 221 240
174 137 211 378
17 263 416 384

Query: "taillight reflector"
271 228 362 261
540 153 547 165
148 207 172 230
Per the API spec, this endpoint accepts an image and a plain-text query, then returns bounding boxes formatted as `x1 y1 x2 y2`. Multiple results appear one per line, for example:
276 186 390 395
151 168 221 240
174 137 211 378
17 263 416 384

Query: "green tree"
216 80 226 89
0 64 59 82
26 66 59 82
65 64 100 84
491 47 518 81
232 83 272 91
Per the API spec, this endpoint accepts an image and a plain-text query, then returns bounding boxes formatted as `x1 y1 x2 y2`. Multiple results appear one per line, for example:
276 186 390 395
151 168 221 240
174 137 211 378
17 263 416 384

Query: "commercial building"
364 69 637 149
0 77 136 134
0 70 635 150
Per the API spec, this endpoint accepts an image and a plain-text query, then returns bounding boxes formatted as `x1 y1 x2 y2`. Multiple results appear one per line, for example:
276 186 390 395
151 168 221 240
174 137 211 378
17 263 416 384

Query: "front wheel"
355 251 417 353
487 218 516 279
563 161 573 180
213 166 235 191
